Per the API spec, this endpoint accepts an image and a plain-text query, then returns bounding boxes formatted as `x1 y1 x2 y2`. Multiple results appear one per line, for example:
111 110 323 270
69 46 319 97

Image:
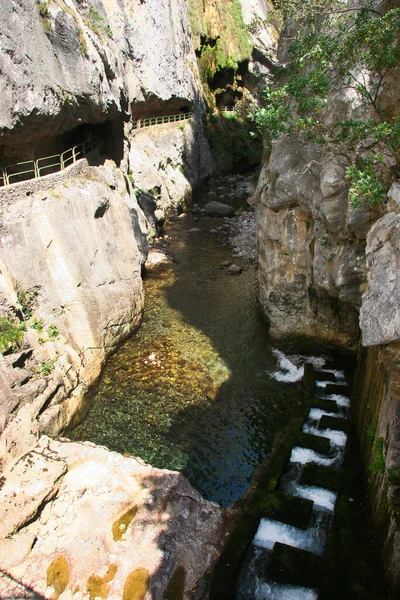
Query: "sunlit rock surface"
256 135 376 349
0 436 225 600
0 0 200 153
0 161 147 470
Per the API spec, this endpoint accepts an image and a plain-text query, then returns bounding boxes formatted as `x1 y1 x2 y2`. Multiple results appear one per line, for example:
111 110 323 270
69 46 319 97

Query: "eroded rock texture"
255 6 400 592
0 0 200 157
0 161 147 471
0 436 225 600
256 135 382 350
0 0 213 466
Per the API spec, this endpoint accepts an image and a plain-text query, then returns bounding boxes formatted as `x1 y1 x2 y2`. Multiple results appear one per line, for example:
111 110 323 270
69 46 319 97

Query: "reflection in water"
69 186 310 507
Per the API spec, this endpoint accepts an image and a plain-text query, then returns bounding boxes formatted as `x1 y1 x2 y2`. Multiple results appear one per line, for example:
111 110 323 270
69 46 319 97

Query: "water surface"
69 180 310 506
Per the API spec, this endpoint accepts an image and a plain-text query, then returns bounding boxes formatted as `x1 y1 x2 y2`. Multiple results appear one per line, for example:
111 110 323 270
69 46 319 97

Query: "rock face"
129 119 213 236
0 160 148 471
255 6 400 593
360 208 400 347
0 3 219 594
0 0 200 157
256 135 378 349
0 436 225 600
0 0 214 468
353 343 400 596
239 0 279 98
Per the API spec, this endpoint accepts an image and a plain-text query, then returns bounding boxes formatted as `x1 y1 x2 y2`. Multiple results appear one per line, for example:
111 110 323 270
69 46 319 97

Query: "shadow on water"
69 179 312 507
66 178 390 599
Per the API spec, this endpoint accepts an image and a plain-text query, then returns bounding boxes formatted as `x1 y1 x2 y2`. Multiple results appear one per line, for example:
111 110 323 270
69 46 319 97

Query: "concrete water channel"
68 176 389 599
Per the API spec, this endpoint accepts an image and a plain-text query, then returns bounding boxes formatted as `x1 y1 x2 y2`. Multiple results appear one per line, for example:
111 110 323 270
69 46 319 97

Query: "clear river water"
69 176 316 507
69 176 389 599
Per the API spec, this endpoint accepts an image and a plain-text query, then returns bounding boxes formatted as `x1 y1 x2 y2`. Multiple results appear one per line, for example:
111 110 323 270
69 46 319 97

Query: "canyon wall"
0 2 254 597
255 4 400 592
0 0 213 468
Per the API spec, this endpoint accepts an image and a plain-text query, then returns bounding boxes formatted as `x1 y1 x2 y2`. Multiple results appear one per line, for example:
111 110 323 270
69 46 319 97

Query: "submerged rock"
204 201 235 217
0 436 225 600
228 264 243 275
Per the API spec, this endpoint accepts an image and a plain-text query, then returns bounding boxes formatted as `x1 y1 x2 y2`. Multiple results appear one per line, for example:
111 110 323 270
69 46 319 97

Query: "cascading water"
236 354 351 599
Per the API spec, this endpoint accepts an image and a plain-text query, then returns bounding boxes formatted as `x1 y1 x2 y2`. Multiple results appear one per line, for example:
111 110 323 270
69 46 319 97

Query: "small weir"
235 363 350 599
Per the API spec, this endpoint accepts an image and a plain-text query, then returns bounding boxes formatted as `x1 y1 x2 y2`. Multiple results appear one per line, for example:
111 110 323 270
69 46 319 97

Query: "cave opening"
0 116 126 186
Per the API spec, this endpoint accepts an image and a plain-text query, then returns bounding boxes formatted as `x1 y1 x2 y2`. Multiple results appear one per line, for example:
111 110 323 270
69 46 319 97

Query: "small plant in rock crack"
18 287 40 319
84 7 113 39
38 0 52 32
47 324 59 339
369 436 385 474
41 359 56 376
0 317 26 355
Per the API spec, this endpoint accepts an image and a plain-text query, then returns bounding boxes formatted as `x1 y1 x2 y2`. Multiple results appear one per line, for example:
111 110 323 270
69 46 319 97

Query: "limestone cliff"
0 0 214 466
255 3 400 592
0 2 223 597
0 160 148 471
0 0 200 156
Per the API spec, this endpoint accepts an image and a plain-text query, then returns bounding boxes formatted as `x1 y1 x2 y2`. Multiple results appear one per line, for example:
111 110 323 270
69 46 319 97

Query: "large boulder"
0 436 225 600
204 201 235 217
360 209 400 346
0 161 148 470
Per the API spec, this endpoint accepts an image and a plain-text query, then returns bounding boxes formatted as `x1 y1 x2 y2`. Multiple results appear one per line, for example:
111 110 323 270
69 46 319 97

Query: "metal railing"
0 111 192 188
132 111 193 130
219 106 235 113
0 135 97 188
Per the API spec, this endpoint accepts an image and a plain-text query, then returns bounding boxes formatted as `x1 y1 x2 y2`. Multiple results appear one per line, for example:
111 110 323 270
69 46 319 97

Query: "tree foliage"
252 0 400 206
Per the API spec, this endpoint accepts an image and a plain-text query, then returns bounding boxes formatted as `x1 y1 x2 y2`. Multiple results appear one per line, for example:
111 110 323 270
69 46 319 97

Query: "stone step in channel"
236 366 350 600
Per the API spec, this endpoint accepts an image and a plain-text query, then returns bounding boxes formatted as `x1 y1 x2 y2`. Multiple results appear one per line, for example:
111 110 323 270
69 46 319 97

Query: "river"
69 175 314 507
68 174 388 599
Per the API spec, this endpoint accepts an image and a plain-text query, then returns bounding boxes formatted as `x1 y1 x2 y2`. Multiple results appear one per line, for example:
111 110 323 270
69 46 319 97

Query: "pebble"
228 264 243 275
188 228 200 233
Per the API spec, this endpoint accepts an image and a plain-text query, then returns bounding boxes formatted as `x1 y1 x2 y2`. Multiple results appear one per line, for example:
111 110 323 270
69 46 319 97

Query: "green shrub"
0 317 25 354
38 0 52 32
366 424 376 442
41 359 56 375
84 7 113 39
31 318 44 333
18 288 39 319
47 324 59 339
251 1 400 207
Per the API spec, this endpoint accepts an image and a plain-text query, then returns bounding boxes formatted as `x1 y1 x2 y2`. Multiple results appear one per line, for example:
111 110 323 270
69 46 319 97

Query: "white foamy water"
323 393 350 408
254 507 331 555
254 519 314 552
271 349 304 383
302 423 348 447
290 446 335 467
256 581 319 600
318 368 345 380
316 380 331 388
307 408 341 421
305 356 327 369
291 484 337 511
